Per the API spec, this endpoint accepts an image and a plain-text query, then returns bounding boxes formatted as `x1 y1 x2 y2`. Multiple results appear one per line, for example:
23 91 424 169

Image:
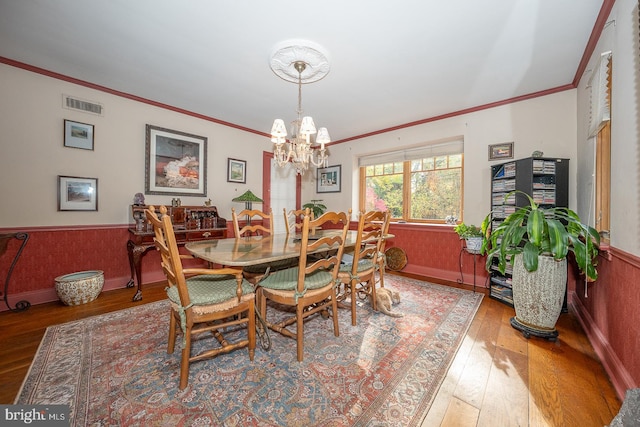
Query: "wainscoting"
1 222 636 401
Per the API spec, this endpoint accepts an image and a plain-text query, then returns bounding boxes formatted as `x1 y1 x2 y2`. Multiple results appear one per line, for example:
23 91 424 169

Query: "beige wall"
0 64 267 227
0 63 580 231
322 90 578 226
5 0 637 257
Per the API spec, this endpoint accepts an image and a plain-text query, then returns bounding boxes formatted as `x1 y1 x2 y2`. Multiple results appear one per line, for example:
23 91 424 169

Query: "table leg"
126 240 153 302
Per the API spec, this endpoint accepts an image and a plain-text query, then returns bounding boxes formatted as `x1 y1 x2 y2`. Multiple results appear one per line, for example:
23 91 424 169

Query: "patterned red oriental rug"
16 276 482 426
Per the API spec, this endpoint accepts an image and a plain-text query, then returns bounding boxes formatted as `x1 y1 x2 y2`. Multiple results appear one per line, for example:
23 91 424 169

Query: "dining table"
185 229 361 267
186 229 363 350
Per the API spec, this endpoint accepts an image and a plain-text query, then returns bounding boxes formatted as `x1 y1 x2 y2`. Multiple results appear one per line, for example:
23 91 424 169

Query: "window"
593 54 611 243
359 140 463 223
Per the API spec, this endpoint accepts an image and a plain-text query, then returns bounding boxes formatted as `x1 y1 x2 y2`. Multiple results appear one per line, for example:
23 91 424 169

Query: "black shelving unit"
489 157 569 307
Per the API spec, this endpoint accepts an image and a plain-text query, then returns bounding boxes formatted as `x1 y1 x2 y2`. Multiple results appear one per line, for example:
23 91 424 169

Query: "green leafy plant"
453 223 484 238
481 190 600 281
302 199 327 218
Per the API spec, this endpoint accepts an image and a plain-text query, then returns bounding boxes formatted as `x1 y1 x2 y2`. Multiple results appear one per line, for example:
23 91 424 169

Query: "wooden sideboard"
127 204 228 301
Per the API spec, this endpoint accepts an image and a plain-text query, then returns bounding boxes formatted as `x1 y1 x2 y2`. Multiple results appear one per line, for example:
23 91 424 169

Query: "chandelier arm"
308 149 328 167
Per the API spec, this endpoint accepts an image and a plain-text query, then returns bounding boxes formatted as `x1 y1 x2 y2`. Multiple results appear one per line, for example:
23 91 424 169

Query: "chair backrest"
349 210 391 274
232 208 274 237
283 208 313 235
146 205 244 308
376 211 392 263
296 210 351 293
145 205 191 306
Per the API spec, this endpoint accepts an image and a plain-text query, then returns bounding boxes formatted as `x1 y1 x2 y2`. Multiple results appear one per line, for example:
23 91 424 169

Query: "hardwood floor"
0 277 621 426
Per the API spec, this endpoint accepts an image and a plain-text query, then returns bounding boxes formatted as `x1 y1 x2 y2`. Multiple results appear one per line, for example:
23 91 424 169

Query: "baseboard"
570 291 634 400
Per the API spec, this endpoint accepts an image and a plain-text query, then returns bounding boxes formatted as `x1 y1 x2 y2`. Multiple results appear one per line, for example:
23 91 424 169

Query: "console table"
127 204 227 301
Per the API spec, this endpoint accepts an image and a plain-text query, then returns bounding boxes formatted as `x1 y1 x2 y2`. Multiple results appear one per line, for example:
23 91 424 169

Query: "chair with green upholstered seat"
231 207 276 284
257 210 350 361
232 208 273 237
145 205 255 390
283 208 313 235
337 210 390 326
375 211 392 289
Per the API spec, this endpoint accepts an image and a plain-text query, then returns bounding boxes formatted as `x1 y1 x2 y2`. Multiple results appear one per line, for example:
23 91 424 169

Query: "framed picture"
488 142 514 161
58 176 98 211
317 165 341 193
145 125 207 196
64 119 94 150
227 158 246 183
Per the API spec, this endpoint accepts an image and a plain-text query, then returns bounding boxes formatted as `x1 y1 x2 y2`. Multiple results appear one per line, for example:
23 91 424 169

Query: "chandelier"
269 41 330 174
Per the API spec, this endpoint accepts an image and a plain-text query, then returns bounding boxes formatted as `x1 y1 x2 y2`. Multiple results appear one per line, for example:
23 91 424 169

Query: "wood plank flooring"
0 276 621 426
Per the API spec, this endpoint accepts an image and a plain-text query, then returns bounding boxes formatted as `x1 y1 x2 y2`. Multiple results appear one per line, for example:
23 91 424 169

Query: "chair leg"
168 310 177 354
296 304 305 361
247 302 256 361
350 279 357 326
179 330 192 390
370 277 378 312
331 291 340 337
257 288 267 325
378 261 386 288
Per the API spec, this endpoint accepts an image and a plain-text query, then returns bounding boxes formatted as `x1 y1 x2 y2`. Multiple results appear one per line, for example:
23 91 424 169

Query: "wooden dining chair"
145 205 256 390
375 212 392 289
232 207 294 284
232 208 273 237
256 210 351 361
337 210 391 325
283 208 313 235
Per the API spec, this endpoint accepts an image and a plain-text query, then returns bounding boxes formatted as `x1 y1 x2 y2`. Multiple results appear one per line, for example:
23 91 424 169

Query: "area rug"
16 276 482 426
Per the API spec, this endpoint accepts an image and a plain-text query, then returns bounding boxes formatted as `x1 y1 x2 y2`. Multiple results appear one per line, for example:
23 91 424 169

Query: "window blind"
358 139 464 167
588 51 612 137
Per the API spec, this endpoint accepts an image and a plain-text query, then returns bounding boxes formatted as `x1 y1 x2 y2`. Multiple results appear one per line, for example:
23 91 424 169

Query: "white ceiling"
0 1 606 143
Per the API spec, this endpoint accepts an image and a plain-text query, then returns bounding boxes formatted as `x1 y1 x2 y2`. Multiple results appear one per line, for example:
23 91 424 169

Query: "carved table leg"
127 240 152 302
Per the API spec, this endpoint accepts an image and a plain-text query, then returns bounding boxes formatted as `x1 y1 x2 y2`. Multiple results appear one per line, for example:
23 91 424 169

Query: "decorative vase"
510 254 566 340
465 237 483 253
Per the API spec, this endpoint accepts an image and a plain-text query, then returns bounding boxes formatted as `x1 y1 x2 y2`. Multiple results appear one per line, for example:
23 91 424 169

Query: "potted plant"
302 199 326 219
453 222 484 253
481 190 600 340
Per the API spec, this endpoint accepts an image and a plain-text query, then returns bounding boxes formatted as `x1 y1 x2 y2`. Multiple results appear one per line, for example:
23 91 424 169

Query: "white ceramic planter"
465 237 483 253
511 254 566 339
54 270 104 306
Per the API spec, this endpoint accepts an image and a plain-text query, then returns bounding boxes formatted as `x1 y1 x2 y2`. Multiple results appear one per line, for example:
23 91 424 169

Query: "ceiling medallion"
269 39 330 84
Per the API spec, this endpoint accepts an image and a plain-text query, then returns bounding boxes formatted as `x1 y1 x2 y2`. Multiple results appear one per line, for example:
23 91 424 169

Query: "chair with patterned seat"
232 208 273 238
375 213 392 289
231 208 277 284
337 210 390 325
145 205 256 390
256 209 350 361
283 208 313 235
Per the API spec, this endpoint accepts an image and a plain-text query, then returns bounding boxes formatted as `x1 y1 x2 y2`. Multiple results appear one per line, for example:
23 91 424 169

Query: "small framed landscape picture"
227 158 246 183
317 165 341 193
58 175 98 211
64 119 94 150
488 142 514 161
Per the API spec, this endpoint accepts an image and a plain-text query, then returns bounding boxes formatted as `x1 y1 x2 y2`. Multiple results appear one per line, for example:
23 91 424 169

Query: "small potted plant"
480 190 600 339
453 222 484 253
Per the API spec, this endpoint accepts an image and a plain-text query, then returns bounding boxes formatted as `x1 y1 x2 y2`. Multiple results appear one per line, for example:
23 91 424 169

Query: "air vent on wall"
62 94 104 116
